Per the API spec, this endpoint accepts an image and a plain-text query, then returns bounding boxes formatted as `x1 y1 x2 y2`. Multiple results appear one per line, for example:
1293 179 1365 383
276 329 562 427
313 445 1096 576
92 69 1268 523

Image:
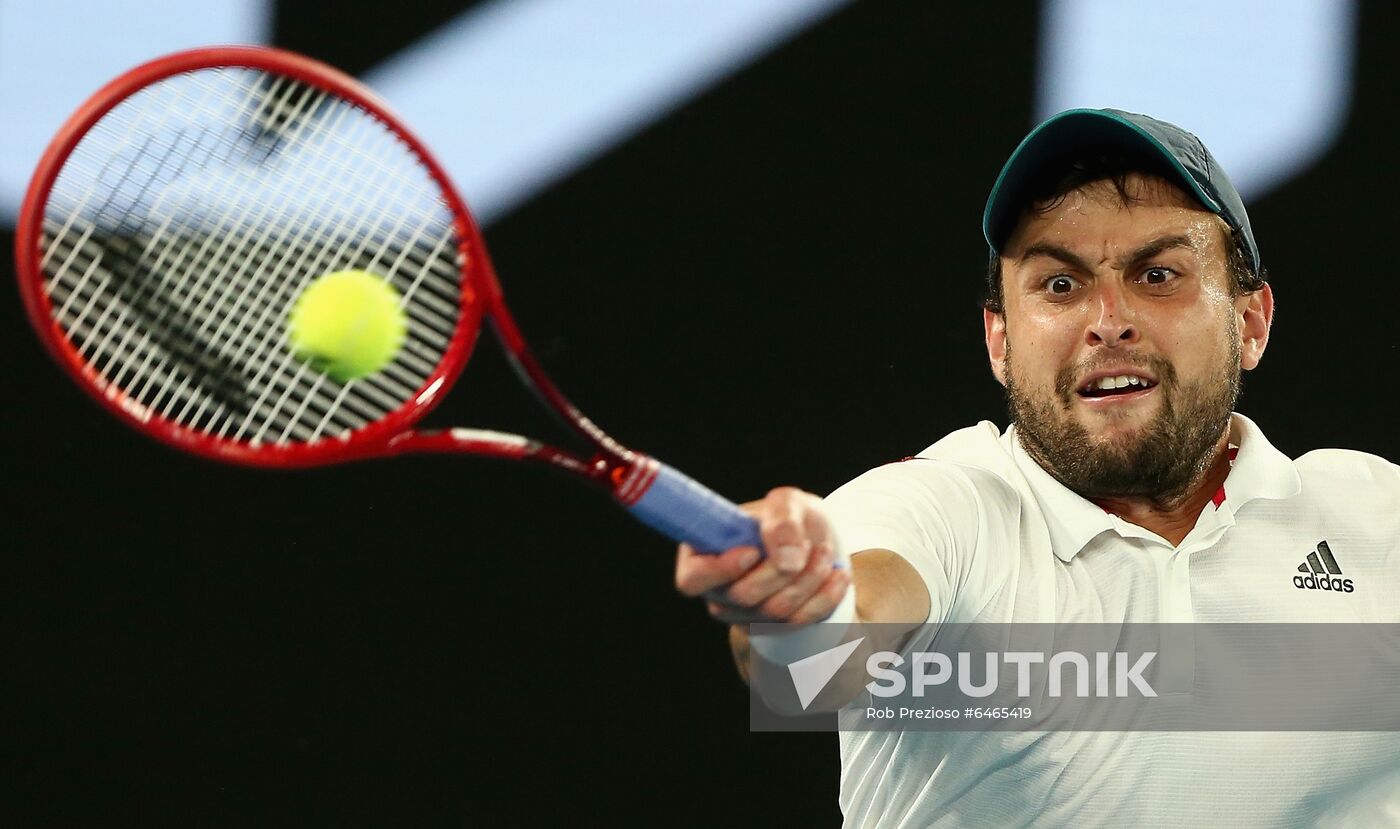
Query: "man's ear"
984 307 1008 387
1238 282 1273 371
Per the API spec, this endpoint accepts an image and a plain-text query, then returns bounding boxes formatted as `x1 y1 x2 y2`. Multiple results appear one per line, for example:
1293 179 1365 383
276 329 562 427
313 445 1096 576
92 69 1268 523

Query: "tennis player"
676 109 1400 827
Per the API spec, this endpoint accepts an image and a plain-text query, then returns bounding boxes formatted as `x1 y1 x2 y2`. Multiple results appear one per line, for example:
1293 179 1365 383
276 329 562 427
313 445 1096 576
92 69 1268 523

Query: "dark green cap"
982 108 1261 275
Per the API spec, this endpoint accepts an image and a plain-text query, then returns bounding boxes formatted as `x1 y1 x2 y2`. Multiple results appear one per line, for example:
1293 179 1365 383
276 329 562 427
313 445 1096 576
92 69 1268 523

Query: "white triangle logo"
788 637 865 710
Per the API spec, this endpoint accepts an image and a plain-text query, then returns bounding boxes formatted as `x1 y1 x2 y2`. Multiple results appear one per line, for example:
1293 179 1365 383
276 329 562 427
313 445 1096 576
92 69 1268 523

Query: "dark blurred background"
2 1 1397 825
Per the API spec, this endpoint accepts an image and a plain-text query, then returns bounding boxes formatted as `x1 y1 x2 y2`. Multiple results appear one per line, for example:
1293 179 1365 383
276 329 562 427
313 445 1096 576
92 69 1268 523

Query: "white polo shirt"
823 414 1400 828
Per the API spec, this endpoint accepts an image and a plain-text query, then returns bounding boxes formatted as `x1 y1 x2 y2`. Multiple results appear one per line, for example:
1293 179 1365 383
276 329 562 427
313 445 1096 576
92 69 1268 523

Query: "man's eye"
1142 267 1176 285
1046 275 1078 295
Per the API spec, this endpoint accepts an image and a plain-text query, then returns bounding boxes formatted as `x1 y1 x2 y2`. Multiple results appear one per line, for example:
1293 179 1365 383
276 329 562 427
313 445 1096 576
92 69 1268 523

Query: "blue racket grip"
622 460 762 554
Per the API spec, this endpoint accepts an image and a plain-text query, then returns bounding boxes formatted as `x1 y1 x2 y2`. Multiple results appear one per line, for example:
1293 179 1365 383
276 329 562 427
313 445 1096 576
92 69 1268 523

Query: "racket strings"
40 66 466 447
54 69 448 428
127 77 432 430
46 82 352 435
43 225 424 431
47 73 284 422
220 91 458 443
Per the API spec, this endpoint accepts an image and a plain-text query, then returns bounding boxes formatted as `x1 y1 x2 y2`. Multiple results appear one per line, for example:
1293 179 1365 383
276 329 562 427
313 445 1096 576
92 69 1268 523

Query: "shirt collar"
1213 412 1302 507
1002 426 1114 561
1004 412 1301 562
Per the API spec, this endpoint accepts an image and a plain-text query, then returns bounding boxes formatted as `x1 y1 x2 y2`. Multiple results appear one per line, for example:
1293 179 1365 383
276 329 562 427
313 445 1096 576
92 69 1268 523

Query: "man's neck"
1089 430 1234 546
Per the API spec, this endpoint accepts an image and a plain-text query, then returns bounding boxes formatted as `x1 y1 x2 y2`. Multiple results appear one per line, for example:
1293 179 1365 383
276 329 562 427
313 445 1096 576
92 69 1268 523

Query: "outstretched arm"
675 487 931 708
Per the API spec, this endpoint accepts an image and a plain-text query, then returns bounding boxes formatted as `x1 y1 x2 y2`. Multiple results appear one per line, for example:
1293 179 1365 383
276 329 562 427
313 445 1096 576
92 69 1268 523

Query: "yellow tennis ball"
288 270 407 382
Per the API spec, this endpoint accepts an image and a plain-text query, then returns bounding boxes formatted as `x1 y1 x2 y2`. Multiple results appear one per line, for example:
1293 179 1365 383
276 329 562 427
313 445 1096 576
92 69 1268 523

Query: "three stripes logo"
1292 541 1355 593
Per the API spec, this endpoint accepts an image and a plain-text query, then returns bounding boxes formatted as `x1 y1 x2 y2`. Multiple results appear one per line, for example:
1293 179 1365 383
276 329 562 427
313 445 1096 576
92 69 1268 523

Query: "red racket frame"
15 46 636 489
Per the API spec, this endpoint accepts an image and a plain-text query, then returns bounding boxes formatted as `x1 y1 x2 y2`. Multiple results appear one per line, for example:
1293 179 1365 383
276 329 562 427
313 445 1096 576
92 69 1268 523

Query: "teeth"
1094 375 1148 390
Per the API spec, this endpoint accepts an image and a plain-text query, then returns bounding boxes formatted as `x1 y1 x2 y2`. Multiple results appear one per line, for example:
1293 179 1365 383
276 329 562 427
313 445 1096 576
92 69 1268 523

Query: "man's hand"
673 486 851 626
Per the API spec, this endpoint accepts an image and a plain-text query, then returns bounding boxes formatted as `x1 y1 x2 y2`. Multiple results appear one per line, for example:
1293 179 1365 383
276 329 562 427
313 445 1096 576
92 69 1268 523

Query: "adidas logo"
1292 541 1355 593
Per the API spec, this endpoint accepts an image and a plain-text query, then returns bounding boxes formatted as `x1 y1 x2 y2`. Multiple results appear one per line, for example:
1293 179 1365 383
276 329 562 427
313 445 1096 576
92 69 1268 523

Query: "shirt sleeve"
822 459 988 627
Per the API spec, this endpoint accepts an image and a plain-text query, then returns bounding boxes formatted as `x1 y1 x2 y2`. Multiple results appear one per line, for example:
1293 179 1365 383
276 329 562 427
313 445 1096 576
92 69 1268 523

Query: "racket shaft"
623 461 761 553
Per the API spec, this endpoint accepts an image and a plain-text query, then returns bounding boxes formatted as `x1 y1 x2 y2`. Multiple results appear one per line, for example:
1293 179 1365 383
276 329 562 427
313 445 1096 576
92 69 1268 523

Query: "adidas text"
1292 573 1355 593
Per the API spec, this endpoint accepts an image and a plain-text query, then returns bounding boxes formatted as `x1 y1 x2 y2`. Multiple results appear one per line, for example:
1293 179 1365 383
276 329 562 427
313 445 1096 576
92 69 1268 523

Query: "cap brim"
982 108 1222 253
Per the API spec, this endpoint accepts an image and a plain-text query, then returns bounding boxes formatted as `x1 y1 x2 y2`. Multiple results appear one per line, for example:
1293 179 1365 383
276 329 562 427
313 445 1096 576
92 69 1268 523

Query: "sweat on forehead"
1005 172 1228 257
1035 173 1200 213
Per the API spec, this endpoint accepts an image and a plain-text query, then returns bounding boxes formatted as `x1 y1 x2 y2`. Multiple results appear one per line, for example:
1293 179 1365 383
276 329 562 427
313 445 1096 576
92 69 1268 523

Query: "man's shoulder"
1293 446 1400 492
827 421 1024 510
1274 445 1400 532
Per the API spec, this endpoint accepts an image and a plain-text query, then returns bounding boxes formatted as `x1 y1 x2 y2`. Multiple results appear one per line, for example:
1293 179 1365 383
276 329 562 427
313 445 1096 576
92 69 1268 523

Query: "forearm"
739 622 903 715
729 549 931 712
729 624 753 685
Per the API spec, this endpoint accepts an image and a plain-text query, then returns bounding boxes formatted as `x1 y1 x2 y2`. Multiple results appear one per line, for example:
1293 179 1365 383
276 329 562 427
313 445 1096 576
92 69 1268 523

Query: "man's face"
984 173 1272 504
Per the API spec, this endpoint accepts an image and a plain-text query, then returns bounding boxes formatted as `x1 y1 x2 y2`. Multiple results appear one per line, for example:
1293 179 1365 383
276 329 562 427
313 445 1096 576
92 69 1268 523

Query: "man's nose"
1085 283 1139 348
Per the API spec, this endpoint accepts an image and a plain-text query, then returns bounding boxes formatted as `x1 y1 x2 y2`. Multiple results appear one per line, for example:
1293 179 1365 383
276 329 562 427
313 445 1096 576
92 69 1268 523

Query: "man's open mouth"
1077 374 1158 399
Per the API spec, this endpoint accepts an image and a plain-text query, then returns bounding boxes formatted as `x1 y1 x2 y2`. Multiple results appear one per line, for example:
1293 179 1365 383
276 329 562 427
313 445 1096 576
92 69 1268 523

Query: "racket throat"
612 455 662 506
386 427 628 486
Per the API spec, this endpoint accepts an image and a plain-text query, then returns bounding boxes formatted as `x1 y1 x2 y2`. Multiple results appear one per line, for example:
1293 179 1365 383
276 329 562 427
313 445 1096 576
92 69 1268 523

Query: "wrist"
747 579 858 665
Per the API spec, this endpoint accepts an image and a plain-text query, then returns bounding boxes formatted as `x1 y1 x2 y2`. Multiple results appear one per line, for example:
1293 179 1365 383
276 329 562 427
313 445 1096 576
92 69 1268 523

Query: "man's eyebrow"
1119 234 1196 269
1018 243 1090 271
1016 234 1198 272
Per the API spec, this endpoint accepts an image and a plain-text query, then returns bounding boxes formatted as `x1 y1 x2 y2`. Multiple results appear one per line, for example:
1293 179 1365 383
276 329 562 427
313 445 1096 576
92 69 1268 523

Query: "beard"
1004 333 1241 508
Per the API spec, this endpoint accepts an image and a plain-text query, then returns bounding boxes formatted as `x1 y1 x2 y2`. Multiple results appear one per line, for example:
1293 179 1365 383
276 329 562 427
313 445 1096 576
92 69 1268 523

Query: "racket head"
16 46 497 467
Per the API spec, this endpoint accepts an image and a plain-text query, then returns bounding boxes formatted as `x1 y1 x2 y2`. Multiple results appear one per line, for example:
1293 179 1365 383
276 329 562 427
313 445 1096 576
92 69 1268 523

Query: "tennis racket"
15 45 760 555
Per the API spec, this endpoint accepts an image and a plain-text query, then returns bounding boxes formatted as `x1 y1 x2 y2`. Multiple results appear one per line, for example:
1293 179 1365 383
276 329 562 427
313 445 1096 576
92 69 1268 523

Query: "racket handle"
619 459 761 553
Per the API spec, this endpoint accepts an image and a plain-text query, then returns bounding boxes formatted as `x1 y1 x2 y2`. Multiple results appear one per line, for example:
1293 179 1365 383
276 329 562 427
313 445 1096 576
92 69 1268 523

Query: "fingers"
708 540 846 625
789 568 852 625
706 556 848 625
757 541 841 622
675 542 762 597
718 538 831 616
674 485 844 626
753 486 834 575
